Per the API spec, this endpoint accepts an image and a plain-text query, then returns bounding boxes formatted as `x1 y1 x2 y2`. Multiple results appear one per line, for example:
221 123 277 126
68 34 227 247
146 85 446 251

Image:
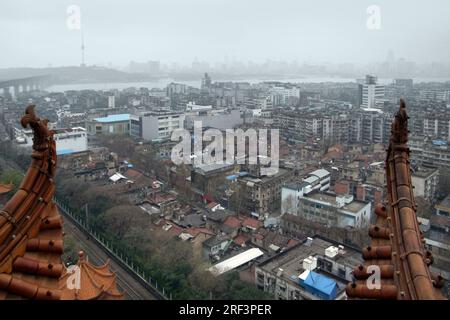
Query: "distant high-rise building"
358 75 385 109
128 60 160 74
419 89 450 102
201 73 212 90
394 78 414 88
108 95 115 108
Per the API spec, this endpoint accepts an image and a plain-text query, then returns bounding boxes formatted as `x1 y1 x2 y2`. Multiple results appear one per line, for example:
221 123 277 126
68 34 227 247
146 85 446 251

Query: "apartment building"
86 114 131 136
410 139 450 169
411 167 439 202
237 168 291 218
131 111 185 141
357 75 385 108
297 191 371 229
16 126 88 155
281 169 331 215
255 236 362 300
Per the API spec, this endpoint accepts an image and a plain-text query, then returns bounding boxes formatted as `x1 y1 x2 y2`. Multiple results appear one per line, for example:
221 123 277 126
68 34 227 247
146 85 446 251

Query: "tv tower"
80 28 86 67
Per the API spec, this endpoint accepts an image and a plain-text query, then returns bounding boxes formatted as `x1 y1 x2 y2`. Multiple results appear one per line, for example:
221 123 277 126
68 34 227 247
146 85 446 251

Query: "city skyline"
1 0 450 69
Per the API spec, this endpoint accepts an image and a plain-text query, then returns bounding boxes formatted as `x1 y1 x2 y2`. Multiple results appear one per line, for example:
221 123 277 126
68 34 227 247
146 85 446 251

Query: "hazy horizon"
1 0 450 69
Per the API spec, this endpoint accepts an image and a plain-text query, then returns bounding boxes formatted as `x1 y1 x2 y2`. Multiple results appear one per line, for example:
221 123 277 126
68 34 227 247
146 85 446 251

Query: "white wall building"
411 167 439 202
16 127 88 155
131 111 185 141
282 168 371 229
270 86 301 106
185 108 243 130
281 169 331 215
359 75 385 109
296 192 371 229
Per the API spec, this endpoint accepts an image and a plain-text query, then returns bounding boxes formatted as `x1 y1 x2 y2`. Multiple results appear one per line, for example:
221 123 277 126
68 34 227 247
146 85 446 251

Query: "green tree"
0 169 23 196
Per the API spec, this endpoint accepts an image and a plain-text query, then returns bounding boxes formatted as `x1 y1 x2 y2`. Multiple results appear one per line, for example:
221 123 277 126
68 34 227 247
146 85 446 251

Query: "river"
46 76 450 92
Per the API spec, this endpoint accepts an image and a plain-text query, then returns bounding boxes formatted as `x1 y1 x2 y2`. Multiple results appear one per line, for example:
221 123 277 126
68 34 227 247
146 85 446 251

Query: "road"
63 215 158 300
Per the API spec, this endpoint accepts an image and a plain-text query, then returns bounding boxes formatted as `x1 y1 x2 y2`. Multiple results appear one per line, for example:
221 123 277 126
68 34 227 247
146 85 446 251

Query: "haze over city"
1 0 450 70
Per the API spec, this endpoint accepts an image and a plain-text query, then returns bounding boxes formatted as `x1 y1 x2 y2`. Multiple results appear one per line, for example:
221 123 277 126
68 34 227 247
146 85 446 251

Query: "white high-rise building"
358 75 385 109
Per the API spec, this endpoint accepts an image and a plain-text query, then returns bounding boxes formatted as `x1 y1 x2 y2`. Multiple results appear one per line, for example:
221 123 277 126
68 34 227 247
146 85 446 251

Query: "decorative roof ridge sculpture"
0 106 124 300
346 99 446 300
0 105 64 300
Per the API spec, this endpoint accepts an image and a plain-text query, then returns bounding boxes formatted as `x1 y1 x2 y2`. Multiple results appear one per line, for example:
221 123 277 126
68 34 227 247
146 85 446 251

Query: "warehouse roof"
209 248 264 275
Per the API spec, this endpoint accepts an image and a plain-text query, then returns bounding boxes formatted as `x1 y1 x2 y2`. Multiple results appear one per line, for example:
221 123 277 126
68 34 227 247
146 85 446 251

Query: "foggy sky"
1 0 449 69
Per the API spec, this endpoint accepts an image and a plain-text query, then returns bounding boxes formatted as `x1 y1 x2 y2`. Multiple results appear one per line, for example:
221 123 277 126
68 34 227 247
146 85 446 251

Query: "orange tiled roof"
242 217 261 230
59 251 124 300
186 227 215 238
287 239 300 248
124 168 143 180
233 234 249 246
346 100 446 300
0 183 14 195
223 216 242 229
0 106 64 300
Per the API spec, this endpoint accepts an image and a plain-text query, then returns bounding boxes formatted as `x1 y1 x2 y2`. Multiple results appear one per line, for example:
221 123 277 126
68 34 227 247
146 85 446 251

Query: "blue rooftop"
94 114 130 123
57 148 75 155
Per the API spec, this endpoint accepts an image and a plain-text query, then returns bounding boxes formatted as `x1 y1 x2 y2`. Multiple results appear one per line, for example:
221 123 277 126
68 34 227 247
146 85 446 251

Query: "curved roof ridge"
346 100 446 300
0 105 63 300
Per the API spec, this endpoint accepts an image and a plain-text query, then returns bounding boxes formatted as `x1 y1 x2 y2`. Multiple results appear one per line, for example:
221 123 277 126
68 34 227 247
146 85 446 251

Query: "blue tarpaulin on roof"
301 271 338 300
226 172 249 181
432 140 447 146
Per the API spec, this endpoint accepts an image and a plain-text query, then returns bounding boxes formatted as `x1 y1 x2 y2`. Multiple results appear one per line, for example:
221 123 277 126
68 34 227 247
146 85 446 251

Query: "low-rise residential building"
185 108 243 130
237 168 291 217
411 167 439 202
355 183 383 206
53 127 88 155
86 114 131 136
287 191 371 229
202 234 232 260
281 169 331 215
411 139 450 169
16 126 88 155
255 236 362 300
191 163 239 196
418 195 450 277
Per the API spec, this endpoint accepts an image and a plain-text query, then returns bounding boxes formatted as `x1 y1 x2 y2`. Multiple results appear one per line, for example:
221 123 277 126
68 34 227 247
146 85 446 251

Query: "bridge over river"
0 75 53 99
